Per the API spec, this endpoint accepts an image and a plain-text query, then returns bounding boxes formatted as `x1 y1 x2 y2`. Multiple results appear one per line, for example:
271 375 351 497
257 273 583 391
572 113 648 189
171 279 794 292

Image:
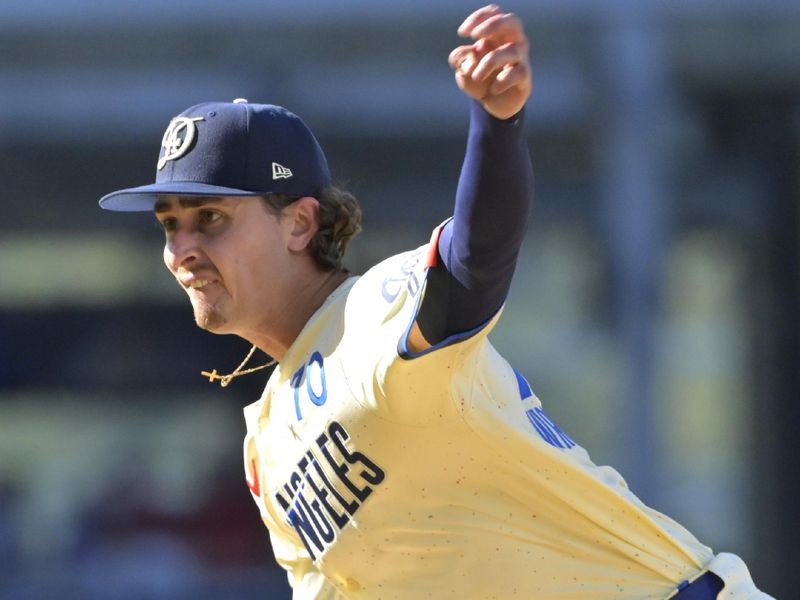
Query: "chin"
194 307 228 332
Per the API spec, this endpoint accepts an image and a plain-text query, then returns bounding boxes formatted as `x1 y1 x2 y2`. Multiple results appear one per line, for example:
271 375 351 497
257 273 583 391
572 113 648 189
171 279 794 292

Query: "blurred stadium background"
1 0 798 598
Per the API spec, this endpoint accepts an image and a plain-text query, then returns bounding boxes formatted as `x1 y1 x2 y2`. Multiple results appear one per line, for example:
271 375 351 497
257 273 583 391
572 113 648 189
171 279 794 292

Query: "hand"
449 4 532 120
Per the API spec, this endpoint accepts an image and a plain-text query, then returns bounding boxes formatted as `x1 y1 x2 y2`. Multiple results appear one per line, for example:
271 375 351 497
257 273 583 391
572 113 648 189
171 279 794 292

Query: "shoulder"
343 245 429 323
355 245 429 301
334 245 429 377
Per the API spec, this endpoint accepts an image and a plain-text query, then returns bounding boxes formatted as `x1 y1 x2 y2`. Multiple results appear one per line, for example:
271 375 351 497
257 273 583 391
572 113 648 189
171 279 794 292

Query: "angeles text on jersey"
274 420 386 561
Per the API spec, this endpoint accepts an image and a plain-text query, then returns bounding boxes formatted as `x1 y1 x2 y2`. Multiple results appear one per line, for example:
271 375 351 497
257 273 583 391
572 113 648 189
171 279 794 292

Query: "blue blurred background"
1 1 798 598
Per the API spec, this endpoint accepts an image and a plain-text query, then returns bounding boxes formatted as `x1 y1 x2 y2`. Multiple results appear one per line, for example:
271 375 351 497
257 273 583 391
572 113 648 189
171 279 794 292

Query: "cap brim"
99 181 264 212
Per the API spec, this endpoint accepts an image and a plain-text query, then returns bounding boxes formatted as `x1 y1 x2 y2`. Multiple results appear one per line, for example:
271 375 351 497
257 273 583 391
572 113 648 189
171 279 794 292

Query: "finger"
471 42 528 82
489 63 531 96
454 64 488 99
457 4 501 38
470 12 525 44
448 45 476 74
472 36 499 59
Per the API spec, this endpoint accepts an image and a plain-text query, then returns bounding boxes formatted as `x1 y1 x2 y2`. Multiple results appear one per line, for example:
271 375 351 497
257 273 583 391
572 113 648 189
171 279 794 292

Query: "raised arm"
410 5 533 350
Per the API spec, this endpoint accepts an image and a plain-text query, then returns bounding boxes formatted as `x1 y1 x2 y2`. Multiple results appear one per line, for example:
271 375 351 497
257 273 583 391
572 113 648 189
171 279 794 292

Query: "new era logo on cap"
272 162 293 180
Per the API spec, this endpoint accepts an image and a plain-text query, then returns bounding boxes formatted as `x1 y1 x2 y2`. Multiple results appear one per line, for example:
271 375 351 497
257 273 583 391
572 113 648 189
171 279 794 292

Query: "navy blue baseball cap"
99 99 332 211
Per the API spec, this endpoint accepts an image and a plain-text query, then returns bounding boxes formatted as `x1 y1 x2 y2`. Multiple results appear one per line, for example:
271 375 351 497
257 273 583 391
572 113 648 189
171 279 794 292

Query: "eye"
198 209 222 226
159 217 177 232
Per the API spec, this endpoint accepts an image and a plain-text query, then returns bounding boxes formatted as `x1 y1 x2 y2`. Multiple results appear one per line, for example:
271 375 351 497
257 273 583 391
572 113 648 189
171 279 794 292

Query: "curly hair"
261 187 362 272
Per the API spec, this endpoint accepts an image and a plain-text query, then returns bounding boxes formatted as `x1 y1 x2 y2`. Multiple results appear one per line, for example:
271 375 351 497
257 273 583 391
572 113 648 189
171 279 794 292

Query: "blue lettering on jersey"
292 366 305 420
293 351 329 421
306 352 327 406
274 421 386 562
515 369 576 449
526 408 576 449
382 249 423 302
514 368 533 400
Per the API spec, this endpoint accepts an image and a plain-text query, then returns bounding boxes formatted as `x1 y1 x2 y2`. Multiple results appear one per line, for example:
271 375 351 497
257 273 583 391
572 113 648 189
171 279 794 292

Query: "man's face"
155 195 291 336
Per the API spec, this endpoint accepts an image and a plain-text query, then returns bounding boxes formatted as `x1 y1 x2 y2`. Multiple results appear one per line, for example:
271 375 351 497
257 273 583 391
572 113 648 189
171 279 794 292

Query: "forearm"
417 101 533 343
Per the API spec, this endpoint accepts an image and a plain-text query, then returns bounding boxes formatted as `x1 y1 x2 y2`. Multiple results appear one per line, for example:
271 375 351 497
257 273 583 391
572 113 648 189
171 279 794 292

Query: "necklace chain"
201 345 276 387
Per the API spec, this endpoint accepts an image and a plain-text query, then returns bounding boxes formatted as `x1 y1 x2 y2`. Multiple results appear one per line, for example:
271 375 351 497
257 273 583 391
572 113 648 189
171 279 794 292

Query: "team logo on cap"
158 116 204 170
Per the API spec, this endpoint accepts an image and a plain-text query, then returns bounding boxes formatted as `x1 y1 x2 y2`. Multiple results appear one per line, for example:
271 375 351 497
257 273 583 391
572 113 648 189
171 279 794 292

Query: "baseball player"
99 5 772 599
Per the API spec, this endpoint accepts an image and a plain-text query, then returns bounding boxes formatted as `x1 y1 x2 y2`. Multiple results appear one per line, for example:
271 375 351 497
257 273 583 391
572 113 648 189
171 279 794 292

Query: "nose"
164 227 202 272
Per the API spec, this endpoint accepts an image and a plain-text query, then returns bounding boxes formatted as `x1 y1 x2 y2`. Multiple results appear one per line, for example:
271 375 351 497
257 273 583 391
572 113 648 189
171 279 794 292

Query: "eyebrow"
154 197 223 213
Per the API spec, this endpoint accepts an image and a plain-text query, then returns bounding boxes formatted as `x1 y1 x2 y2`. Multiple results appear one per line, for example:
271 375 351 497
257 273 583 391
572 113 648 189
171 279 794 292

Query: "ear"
286 196 320 253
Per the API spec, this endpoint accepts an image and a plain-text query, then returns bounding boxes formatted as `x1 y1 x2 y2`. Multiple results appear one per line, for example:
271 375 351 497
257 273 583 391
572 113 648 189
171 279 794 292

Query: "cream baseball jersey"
243 243 715 599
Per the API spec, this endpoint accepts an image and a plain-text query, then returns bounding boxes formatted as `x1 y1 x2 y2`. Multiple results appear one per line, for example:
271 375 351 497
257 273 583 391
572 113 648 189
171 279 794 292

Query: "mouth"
177 268 219 291
188 279 213 290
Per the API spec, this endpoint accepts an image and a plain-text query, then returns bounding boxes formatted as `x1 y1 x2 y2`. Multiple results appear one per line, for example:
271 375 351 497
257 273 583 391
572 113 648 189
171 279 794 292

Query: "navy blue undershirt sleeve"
416 100 534 345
